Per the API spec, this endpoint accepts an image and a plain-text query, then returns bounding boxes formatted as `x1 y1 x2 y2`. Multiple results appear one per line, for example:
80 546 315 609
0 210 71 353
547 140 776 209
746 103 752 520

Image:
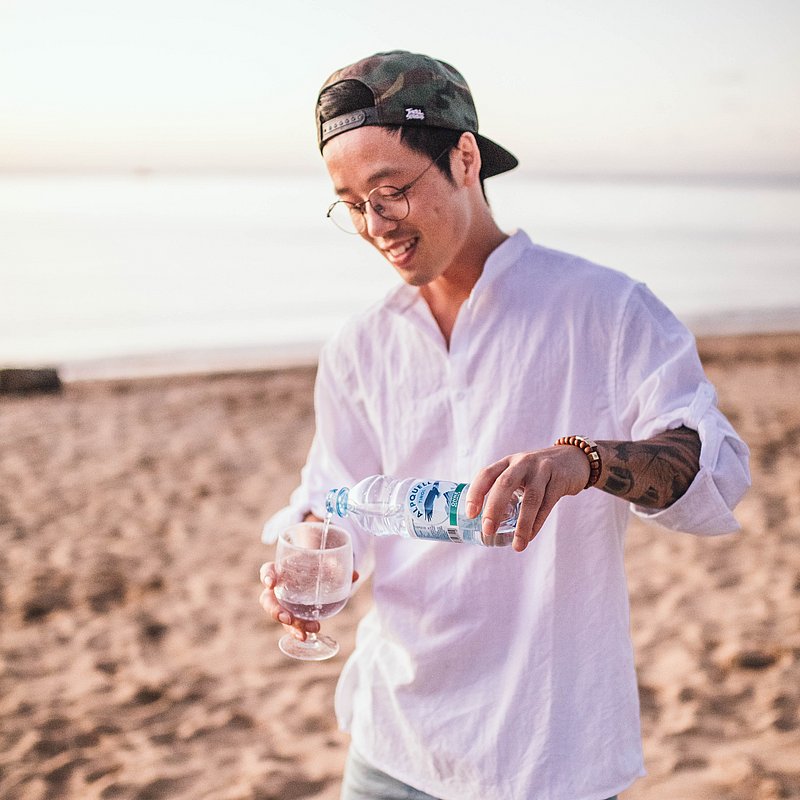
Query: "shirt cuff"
632 465 741 535
261 505 306 544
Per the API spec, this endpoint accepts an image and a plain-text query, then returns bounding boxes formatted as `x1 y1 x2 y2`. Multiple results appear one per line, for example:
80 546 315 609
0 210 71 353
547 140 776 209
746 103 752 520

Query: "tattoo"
596 426 701 509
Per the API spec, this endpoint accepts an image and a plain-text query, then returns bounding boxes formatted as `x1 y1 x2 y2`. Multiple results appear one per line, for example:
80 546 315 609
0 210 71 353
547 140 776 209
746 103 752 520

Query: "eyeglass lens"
328 186 411 234
326 146 451 235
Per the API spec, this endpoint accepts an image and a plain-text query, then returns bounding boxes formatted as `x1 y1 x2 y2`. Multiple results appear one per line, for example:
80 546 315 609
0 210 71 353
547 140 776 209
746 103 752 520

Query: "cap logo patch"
405 107 425 121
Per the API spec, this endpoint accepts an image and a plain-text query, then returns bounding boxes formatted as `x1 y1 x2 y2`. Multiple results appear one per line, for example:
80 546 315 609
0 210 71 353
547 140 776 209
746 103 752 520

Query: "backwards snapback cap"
316 50 518 178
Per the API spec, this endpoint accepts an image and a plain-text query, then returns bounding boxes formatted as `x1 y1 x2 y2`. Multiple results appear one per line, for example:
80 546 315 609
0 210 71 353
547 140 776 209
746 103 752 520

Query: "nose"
363 203 398 239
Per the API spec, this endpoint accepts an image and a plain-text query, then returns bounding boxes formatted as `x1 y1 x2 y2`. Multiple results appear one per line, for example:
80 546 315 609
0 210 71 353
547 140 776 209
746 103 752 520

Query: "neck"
421 217 508 345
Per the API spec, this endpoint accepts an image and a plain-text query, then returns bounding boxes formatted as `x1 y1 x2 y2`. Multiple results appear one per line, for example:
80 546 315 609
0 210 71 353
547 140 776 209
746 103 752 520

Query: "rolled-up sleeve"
613 284 751 535
262 336 380 575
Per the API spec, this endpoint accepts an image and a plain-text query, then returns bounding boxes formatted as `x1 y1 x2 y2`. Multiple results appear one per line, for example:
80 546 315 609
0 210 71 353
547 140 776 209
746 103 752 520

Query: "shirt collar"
468 229 531 302
384 229 533 316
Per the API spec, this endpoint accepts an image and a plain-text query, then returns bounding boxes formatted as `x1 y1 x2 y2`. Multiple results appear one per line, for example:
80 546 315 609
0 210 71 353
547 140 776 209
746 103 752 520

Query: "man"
260 50 750 800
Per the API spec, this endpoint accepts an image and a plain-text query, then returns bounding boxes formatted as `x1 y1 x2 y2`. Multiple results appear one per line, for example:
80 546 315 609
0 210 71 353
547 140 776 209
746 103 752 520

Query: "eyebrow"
334 166 405 198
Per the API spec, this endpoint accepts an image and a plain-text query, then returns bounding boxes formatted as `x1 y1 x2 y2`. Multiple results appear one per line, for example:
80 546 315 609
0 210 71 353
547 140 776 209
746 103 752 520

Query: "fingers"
257 562 359 641
489 455 553 552
513 478 563 552
258 561 275 586
512 477 547 552
258 561 320 641
473 454 540 544
465 458 509 520
470 447 590 552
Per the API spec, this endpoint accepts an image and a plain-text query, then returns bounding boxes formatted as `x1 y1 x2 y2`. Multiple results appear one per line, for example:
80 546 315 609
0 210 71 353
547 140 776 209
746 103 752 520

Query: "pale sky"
1 0 799 176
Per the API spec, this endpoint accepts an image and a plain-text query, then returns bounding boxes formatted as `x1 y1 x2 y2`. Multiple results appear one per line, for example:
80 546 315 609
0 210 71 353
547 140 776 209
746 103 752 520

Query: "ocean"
2 172 799 379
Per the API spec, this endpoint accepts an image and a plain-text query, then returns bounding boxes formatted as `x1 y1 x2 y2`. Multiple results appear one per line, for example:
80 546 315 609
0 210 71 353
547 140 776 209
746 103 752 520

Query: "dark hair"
317 79 487 195
317 79 374 124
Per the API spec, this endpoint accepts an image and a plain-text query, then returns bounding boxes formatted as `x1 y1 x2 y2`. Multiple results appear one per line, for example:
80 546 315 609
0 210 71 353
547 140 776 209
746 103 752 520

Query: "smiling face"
322 126 480 289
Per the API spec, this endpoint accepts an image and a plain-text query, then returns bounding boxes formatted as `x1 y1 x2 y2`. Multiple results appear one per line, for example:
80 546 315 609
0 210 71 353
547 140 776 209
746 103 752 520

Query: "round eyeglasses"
326 147 452 235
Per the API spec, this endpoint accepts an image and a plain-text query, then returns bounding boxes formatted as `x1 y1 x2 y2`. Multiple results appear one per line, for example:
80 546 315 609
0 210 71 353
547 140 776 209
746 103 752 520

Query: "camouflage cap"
316 50 518 178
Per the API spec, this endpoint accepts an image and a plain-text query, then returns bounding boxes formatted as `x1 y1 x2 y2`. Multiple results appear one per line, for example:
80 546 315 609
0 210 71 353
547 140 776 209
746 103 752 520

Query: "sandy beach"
1 331 798 800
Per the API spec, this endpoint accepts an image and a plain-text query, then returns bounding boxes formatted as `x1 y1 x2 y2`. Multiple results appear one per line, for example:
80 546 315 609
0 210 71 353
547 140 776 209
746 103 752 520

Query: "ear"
451 132 482 187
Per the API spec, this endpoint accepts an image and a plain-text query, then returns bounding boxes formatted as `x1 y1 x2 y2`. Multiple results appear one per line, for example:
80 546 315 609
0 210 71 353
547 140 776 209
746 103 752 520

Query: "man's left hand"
465 447 590 552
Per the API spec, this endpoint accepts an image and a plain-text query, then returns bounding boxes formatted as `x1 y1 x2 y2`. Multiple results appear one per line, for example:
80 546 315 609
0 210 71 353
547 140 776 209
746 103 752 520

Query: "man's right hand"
259 561 359 643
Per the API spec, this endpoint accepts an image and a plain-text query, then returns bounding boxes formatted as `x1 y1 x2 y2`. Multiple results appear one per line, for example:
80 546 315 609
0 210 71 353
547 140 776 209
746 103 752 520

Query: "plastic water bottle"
325 475 520 547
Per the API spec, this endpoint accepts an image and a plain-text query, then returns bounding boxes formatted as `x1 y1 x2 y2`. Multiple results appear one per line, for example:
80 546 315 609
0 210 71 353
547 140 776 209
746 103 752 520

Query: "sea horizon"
3 165 800 186
2 170 799 381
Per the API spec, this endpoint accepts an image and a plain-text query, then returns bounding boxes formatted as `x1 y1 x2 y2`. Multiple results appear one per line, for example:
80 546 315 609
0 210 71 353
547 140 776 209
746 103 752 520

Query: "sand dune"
0 333 798 799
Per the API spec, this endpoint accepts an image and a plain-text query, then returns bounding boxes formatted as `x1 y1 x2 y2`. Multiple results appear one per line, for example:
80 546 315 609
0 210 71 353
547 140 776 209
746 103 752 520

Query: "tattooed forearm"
596 426 701 509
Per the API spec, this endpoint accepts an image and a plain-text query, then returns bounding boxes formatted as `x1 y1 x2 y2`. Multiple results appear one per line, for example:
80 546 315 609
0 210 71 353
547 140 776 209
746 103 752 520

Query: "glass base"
279 632 339 661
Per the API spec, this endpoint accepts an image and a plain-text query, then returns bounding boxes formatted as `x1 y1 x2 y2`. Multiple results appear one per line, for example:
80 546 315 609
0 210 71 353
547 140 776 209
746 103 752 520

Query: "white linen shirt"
264 230 750 800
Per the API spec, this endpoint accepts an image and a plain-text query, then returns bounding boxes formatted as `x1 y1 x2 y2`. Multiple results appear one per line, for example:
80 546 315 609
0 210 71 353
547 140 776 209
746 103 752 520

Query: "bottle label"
406 481 481 544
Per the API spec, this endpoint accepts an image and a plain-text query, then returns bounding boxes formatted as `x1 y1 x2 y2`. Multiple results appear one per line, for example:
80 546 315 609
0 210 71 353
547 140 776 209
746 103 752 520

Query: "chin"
397 270 433 287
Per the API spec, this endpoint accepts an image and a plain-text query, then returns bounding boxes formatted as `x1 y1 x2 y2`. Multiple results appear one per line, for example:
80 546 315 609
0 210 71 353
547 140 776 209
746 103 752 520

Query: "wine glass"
274 521 353 661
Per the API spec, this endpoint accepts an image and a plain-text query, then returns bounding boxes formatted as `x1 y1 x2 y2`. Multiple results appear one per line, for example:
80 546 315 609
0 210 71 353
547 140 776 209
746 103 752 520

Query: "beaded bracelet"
554 435 602 489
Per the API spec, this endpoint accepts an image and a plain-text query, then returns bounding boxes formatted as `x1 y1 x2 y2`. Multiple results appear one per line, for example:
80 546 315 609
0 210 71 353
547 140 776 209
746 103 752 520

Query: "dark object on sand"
0 368 63 395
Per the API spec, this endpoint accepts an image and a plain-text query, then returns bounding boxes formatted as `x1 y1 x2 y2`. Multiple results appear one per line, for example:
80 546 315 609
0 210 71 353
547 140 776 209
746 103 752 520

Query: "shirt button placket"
449 346 472 476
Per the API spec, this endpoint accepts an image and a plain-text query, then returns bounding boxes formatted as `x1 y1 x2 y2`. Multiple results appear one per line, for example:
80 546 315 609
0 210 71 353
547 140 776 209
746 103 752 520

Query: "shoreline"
5 306 797 385
57 340 323 383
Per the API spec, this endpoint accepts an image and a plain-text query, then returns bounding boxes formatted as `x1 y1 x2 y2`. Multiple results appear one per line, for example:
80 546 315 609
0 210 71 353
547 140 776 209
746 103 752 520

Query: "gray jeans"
341 747 618 800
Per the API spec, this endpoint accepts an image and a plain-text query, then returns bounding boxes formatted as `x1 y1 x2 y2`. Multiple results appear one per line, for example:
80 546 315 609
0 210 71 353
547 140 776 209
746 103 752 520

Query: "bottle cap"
325 487 349 517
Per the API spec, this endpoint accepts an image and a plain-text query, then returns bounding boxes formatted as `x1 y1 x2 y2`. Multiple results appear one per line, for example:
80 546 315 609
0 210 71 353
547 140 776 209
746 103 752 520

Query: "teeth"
388 239 416 258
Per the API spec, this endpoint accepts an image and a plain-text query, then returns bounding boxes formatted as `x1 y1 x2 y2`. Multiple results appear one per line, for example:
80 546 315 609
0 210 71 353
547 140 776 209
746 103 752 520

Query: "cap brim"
475 134 518 178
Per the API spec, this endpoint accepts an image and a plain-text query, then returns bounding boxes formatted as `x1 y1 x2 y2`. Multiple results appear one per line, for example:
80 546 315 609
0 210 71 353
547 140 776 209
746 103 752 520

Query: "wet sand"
1 333 798 799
